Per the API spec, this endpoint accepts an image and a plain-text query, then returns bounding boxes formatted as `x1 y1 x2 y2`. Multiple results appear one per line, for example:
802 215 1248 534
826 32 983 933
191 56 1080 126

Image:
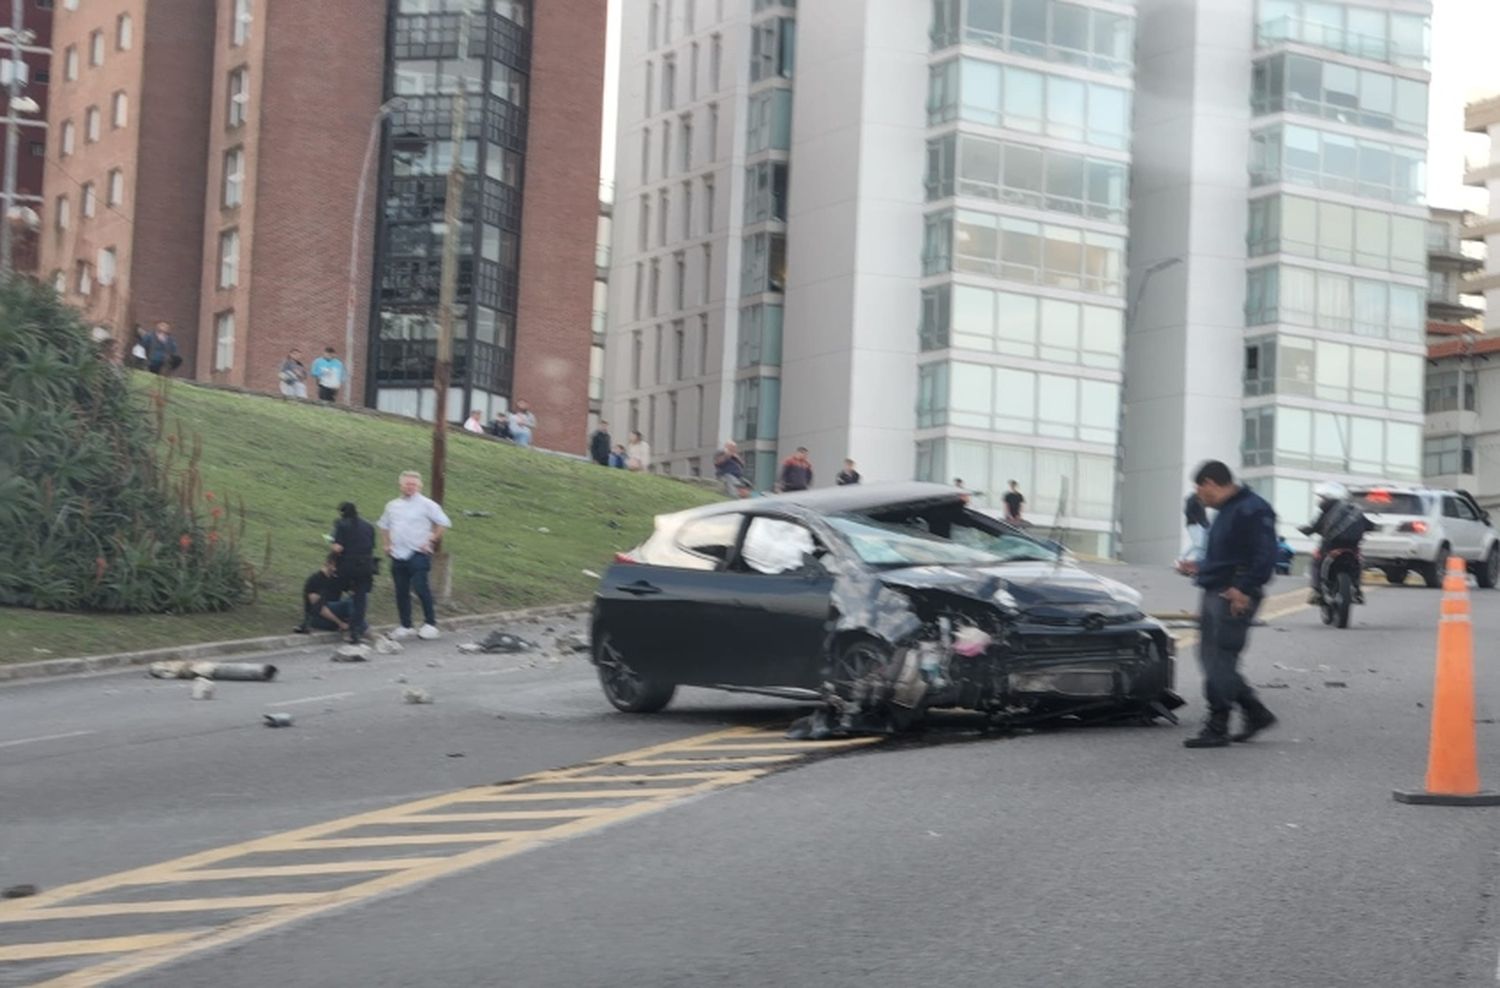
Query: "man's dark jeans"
391 553 436 629
1197 590 1263 714
307 599 353 632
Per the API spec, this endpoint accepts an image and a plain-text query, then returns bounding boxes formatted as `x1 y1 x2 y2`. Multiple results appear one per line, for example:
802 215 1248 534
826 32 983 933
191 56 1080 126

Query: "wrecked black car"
590 483 1182 734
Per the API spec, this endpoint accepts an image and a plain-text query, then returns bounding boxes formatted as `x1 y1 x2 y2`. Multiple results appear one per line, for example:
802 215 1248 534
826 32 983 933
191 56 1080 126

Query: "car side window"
674 515 743 565
740 517 818 575
1454 499 1478 521
1444 497 1462 520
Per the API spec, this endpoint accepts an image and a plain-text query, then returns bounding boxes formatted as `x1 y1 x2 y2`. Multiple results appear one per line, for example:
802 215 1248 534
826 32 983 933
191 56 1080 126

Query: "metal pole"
430 8 471 507
1110 256 1181 561
0 0 24 276
345 103 398 407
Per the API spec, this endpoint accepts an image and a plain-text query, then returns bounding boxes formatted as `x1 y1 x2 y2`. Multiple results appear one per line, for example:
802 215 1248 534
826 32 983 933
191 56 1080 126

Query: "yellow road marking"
26 770 770 988
2 895 319 922
695 738 882 750
0 931 207 962
1 726 876 986
116 860 448 883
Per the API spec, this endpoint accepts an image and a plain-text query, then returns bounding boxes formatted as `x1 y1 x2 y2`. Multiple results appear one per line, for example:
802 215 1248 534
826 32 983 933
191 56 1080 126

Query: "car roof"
661 482 967 526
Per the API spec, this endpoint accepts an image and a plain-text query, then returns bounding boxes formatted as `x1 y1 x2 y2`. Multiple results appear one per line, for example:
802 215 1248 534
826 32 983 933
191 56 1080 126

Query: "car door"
1449 495 1483 559
594 513 746 686
701 515 836 690
1441 496 1478 559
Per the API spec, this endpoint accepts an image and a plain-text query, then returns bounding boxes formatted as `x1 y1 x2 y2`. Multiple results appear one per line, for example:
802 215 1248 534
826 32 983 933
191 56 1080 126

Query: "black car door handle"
621 581 662 596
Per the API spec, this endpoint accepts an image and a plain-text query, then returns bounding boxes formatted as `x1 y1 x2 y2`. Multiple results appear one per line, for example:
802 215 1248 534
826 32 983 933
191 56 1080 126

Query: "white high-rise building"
1124 0 1431 563
604 0 1431 563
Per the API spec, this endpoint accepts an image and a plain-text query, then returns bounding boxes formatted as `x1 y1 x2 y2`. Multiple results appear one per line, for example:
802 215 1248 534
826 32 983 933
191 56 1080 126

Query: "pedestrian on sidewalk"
590 420 613 466
146 322 181 376
1174 460 1279 749
836 459 861 485
715 440 750 497
310 346 346 403
377 471 452 641
331 501 377 643
1004 481 1026 524
776 447 813 492
508 400 536 447
278 348 308 399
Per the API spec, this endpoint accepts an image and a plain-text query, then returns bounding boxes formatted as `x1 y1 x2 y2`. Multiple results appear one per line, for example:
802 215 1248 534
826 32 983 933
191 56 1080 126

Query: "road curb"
0 602 589 685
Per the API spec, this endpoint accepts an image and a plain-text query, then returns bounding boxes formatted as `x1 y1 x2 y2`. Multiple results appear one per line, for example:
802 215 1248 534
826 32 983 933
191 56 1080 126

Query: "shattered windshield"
826 515 1003 568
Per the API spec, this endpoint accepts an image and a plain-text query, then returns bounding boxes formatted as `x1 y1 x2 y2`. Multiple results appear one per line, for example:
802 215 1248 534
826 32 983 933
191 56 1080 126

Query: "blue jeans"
511 427 532 447
308 599 353 632
391 553 436 629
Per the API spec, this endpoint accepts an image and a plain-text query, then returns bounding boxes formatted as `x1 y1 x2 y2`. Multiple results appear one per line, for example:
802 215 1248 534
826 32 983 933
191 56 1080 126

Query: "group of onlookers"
587 420 653 471
464 400 537 447
278 346 348 402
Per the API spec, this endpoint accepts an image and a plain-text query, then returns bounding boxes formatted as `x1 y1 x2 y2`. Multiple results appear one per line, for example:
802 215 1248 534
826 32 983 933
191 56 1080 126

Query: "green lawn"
0 376 720 663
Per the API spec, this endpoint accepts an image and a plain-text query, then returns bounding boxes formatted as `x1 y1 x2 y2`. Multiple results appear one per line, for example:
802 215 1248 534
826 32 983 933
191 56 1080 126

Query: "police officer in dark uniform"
1175 461 1279 748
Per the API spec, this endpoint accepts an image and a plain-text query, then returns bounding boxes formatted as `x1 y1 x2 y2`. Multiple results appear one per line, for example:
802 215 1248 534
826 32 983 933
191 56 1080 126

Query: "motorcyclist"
1299 481 1374 606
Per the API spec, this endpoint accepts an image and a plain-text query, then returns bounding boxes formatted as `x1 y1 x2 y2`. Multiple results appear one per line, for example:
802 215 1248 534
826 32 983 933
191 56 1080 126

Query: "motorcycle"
1314 547 1363 629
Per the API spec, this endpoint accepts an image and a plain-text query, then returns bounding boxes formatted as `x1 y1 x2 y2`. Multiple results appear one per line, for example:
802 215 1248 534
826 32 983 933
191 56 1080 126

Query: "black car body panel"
591 483 1180 733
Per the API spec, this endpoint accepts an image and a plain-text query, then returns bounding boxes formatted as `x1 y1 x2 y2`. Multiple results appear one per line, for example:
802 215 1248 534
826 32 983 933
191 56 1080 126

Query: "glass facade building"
917 0 1137 556
368 0 532 421
1241 0 1430 532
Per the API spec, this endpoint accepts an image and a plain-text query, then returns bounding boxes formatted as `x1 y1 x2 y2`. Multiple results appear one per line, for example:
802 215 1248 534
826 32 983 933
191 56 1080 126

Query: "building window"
674 250 686 310
739 231 786 296
116 13 132 50
75 259 91 295
682 181 694 239
701 243 711 303
228 67 249 127
1252 53 1427 136
89 29 104 66
640 126 651 182
1426 369 1477 413
733 376 781 442
223 148 244 207
107 168 124 206
214 311 235 371
662 54 676 111
80 182 95 218
690 42 700 101
750 17 795 81
661 120 672 177
218 228 240 288
638 195 650 250
1247 193 1425 277
84 106 100 142
28 141 42 156
744 161 789 223
926 133 1130 226
112 91 128 128
495 0 527 27
698 314 709 375
232 0 252 46
1250 124 1425 206
63 45 77 81
679 113 693 171
658 188 669 245
737 303 784 367
97 246 116 286
645 60 655 116
59 119 73 156
745 89 793 153
54 194 68 232
708 103 719 162
934 209 1126 296
649 0 660 49
1425 435 1475 477
702 175 715 233
51 269 64 294
1245 264 1425 343
928 57 1131 151
631 331 643 388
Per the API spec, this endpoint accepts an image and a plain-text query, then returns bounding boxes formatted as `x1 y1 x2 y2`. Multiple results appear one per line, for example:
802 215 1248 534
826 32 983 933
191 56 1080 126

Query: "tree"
0 277 251 612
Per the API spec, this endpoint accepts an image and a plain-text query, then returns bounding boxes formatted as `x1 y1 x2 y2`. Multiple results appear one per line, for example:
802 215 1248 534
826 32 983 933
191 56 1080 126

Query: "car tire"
1478 546 1500 590
1382 566 1408 587
593 631 676 714
1422 545 1450 589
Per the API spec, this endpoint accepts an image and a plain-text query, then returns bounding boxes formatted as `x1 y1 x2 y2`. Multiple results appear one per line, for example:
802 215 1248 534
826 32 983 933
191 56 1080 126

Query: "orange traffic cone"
1394 556 1500 805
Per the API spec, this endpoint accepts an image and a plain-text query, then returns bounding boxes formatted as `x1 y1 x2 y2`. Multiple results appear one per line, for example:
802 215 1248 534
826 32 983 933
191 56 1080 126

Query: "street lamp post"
344 96 408 406
0 0 31 277
1110 256 1183 561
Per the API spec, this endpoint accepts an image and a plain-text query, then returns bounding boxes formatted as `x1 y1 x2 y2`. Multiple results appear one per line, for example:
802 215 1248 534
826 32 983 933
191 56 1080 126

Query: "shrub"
0 277 252 612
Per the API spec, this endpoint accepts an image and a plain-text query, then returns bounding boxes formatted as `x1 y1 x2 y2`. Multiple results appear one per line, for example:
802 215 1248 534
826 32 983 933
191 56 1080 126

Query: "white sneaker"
390 626 417 641
418 624 440 641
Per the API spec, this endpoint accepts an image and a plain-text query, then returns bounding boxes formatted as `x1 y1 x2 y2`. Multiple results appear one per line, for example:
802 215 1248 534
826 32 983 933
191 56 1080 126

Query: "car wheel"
1479 546 1500 590
1423 545 1450 589
1381 566 1408 586
594 631 675 713
828 637 895 703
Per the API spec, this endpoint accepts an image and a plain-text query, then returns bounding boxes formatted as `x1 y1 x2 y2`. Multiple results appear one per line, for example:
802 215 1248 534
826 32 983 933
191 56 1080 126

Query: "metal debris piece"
263 713 294 728
2 884 38 899
190 677 216 701
150 660 277 682
473 630 538 654
403 688 434 705
332 644 372 663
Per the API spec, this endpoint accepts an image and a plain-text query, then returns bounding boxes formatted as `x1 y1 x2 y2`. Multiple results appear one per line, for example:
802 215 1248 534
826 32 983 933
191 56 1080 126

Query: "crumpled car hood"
876 561 1145 618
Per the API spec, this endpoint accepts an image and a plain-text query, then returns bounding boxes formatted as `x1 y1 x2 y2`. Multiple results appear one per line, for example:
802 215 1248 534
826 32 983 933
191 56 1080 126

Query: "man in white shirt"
377 471 453 640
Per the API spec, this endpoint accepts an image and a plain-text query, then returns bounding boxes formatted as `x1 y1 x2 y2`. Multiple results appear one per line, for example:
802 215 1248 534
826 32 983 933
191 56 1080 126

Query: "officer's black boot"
1232 696 1278 743
1184 710 1231 748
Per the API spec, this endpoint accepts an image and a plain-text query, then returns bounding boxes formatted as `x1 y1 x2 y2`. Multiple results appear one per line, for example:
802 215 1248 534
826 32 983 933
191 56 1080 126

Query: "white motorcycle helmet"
1313 481 1348 503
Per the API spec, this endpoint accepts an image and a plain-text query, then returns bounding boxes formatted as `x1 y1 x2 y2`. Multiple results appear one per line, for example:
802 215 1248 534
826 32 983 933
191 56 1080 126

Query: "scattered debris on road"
151 660 278 682
2 884 38 899
190 678 215 701
263 713 294 727
554 631 591 653
1323 680 1348 688
331 644 372 663
403 688 434 705
466 630 538 654
373 635 404 655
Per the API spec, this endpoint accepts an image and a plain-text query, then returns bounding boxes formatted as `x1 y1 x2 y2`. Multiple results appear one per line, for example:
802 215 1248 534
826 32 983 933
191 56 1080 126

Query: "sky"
598 0 1500 211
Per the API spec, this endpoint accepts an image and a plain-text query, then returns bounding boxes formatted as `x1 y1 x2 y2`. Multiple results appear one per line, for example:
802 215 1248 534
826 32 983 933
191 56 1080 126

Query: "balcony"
1467 95 1500 135
1255 16 1429 70
1464 160 1500 188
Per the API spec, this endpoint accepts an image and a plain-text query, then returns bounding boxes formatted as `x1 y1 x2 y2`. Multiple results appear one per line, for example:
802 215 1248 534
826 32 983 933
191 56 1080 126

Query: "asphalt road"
3 581 1499 987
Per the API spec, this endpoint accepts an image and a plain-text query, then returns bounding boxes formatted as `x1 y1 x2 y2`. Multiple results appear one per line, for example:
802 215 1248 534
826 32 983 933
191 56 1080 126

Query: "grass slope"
0 375 720 663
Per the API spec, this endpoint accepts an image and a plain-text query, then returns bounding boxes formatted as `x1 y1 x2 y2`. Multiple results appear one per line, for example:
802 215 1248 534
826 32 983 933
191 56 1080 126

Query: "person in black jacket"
1299 481 1372 605
331 501 377 644
589 420 613 466
1174 460 1279 749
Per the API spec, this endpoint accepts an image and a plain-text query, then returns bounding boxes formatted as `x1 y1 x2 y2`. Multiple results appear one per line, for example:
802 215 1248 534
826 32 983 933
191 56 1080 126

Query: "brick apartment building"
40 0 606 454
1 0 53 273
